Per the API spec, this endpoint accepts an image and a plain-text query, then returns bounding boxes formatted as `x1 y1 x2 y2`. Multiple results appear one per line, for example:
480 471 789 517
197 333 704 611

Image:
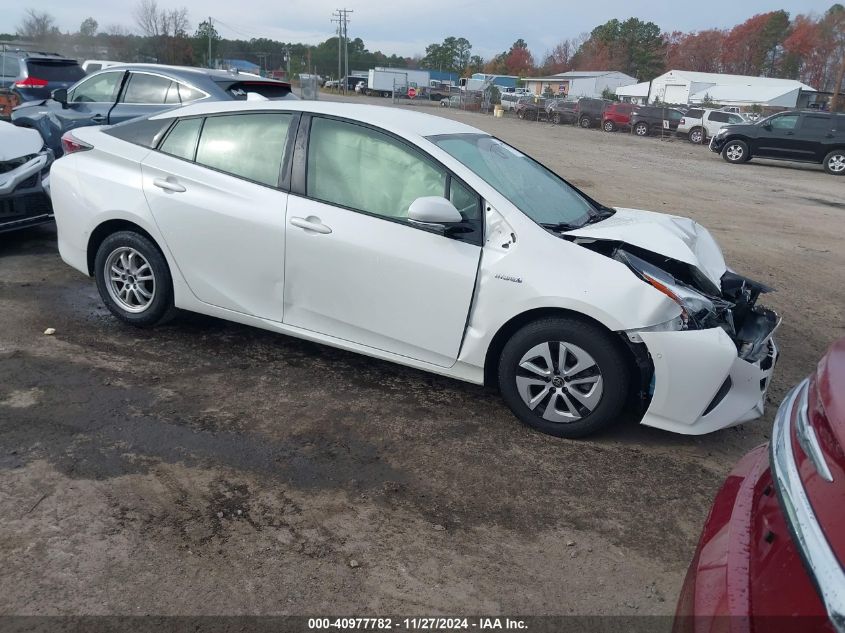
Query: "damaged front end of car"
0 121 54 233
578 238 779 435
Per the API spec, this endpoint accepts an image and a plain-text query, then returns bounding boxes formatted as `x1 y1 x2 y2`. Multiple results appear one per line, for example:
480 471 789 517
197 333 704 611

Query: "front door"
141 111 296 321
283 116 482 367
754 113 801 159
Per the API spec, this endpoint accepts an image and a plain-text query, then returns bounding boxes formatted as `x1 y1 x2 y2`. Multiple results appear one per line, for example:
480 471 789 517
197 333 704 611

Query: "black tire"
721 139 750 164
94 230 177 328
517 110 526 120
823 149 845 175
603 119 615 132
579 116 592 128
498 317 630 439
688 127 705 144
634 122 649 136
552 112 562 125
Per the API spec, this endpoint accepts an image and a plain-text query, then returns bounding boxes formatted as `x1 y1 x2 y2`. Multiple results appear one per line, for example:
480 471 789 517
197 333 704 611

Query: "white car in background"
49 101 779 438
679 108 747 144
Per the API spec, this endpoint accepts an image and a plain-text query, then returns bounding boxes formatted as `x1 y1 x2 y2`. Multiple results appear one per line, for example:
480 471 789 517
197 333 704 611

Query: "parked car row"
509 96 845 176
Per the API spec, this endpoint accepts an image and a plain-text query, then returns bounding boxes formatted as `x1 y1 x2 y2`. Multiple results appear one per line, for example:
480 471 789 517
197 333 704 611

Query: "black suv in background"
710 110 845 175
546 99 578 124
0 52 85 102
630 105 685 136
574 98 611 128
515 97 548 120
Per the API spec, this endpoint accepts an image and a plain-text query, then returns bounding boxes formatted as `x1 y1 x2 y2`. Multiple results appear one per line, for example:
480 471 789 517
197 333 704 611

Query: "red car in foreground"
675 338 845 633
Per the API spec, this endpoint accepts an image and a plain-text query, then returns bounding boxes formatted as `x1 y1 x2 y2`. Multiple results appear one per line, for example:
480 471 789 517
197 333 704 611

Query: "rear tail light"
14 76 49 88
61 131 93 155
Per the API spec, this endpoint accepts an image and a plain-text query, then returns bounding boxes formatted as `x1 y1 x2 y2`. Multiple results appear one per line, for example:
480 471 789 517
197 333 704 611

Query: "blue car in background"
0 51 86 103
12 64 297 156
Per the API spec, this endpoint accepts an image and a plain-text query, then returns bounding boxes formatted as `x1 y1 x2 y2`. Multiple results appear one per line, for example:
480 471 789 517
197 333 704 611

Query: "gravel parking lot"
1 93 843 620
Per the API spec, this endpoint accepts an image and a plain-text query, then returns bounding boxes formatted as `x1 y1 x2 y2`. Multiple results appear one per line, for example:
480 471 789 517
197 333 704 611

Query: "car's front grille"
0 192 51 220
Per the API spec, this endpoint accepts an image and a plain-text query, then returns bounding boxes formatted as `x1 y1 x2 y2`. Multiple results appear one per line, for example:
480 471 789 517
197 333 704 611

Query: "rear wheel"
552 112 562 125
94 231 176 327
603 119 615 132
498 317 630 439
688 127 705 144
722 140 750 164
823 150 845 175
634 122 649 136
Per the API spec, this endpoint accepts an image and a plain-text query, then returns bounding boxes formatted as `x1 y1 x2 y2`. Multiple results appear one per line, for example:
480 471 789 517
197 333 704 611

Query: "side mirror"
407 196 462 228
763 122 772 131
51 88 68 107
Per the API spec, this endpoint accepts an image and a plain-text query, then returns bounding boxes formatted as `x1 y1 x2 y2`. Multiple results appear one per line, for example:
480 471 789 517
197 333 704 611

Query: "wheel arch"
482 307 638 390
86 219 165 276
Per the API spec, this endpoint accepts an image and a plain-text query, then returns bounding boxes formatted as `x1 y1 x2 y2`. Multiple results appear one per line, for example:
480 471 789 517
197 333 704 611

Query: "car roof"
149 100 483 138
92 64 290 85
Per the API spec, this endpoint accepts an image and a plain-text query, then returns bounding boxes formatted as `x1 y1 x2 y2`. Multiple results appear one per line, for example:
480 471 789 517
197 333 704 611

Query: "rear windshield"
25 60 85 82
217 80 295 100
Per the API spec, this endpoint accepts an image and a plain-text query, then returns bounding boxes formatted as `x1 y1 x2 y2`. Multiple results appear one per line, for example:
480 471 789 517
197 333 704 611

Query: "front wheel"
94 231 176 327
579 116 592 128
823 149 845 175
603 119 615 132
722 140 750 164
517 110 525 120
498 317 630 439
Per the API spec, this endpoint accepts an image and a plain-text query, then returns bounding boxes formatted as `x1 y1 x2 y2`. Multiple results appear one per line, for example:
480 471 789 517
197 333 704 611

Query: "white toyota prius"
50 100 779 438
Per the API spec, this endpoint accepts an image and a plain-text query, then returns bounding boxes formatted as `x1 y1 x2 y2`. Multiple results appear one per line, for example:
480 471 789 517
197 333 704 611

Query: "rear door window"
195 113 294 187
800 115 832 134
709 112 730 123
159 117 203 160
69 70 124 103
122 73 173 104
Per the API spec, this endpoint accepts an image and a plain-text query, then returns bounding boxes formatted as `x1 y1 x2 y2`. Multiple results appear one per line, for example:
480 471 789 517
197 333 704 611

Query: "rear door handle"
153 177 186 193
290 216 332 234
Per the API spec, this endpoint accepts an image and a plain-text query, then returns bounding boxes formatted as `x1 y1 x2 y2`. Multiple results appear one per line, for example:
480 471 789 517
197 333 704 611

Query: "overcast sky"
2 0 837 58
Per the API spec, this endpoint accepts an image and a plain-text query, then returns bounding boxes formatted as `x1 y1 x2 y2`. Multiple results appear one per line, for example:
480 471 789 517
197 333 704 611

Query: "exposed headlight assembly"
615 250 732 330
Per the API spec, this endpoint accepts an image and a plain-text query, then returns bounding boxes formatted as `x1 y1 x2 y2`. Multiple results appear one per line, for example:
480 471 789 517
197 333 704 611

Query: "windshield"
429 133 595 228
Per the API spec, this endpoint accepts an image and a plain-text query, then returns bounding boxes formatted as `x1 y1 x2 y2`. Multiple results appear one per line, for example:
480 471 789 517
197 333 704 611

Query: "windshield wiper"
539 222 583 232
584 207 615 224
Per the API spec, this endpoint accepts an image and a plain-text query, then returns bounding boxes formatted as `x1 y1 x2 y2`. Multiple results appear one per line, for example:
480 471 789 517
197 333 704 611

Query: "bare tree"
134 0 161 38
133 0 191 63
17 9 58 42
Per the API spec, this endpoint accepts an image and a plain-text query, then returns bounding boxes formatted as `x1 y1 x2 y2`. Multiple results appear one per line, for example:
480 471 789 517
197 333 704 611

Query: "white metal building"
615 81 650 104
648 70 816 107
521 70 637 99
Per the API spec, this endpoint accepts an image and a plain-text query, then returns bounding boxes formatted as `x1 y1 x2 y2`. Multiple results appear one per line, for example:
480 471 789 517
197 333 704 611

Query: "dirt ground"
1 94 843 621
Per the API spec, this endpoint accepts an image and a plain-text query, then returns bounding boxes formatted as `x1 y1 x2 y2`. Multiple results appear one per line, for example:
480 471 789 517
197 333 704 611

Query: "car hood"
0 121 45 160
565 207 727 286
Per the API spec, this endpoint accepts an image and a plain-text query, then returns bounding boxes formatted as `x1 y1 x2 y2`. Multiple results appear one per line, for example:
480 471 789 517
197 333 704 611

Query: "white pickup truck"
678 108 747 144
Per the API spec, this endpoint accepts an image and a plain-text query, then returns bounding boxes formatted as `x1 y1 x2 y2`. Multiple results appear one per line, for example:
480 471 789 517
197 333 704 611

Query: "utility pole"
331 8 353 93
207 16 213 68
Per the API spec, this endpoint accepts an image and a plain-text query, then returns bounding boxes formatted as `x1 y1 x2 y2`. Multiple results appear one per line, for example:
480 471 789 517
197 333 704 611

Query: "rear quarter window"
103 117 173 148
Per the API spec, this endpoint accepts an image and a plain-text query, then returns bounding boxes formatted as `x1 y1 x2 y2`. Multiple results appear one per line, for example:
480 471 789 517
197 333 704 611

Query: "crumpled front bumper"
0 149 54 233
637 324 778 435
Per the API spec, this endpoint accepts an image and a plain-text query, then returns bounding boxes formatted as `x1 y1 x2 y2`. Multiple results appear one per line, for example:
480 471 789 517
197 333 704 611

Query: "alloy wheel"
829 153 845 173
635 123 647 136
515 341 603 423
104 247 156 313
603 121 614 132
726 143 744 161
690 129 703 143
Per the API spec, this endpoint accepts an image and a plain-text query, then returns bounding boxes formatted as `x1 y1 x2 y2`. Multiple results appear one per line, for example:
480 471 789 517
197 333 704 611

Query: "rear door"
794 113 834 161
282 115 482 367
141 111 296 321
109 71 208 124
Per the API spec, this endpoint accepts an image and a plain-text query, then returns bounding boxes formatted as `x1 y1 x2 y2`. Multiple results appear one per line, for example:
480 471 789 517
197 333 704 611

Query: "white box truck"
367 68 431 97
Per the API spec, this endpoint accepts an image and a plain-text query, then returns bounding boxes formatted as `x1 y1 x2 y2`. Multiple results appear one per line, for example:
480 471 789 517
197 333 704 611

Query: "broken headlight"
616 250 732 330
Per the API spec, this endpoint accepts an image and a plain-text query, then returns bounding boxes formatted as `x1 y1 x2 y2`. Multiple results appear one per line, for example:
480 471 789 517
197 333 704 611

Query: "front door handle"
91 114 106 123
290 216 332 234
153 177 186 193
